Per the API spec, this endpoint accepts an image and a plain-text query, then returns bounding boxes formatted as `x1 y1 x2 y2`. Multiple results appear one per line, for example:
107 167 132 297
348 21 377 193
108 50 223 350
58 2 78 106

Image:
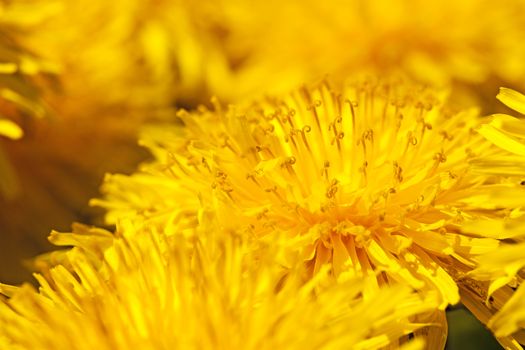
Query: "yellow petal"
462 219 525 240
404 248 459 308
477 123 525 156
490 283 525 337
0 119 23 140
399 338 425 350
0 283 19 297
0 63 17 74
367 240 425 290
497 88 525 115
332 234 350 276
490 114 525 138
470 156 525 176
413 310 447 350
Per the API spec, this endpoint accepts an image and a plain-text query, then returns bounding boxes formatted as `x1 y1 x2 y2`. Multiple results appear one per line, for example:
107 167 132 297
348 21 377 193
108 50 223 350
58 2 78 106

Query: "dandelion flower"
464 88 525 342
467 235 525 344
5 0 525 280
19 0 525 108
0 0 220 281
22 0 232 110
472 88 525 176
93 77 525 346
0 0 55 125
0 0 56 195
0 220 439 349
0 0 60 283
195 0 525 107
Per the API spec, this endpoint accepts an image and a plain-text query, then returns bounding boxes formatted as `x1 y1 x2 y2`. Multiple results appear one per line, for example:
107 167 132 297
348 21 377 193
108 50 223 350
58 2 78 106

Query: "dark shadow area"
446 306 502 350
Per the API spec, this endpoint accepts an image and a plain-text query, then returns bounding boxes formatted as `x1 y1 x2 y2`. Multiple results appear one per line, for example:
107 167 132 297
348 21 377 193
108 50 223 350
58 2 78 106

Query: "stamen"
440 131 453 142
326 179 339 199
265 185 285 203
201 157 212 173
433 152 447 163
300 125 312 152
345 99 358 140
393 161 403 183
359 161 368 185
322 161 330 180
246 171 261 187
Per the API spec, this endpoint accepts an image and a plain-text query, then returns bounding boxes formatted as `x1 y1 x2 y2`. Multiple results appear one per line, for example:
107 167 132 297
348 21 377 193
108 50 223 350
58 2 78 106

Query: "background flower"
196 0 525 110
0 0 60 283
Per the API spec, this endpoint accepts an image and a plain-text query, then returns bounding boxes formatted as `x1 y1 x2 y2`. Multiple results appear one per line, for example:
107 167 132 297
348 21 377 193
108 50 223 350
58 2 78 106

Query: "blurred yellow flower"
94 77 525 347
0 0 57 194
208 0 525 106
0 220 439 349
0 0 65 283
22 0 230 110
20 0 525 108
0 0 150 283
0 6 53 121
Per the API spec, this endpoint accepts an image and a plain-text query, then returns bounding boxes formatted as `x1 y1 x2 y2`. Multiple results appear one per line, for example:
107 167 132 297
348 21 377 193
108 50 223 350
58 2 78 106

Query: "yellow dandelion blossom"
0 0 57 140
4 0 524 281
465 235 525 344
463 88 525 342
464 214 525 344
0 0 61 283
190 0 525 107
0 0 212 279
0 0 162 283
490 285 525 344
0 221 439 349
19 0 525 108
472 88 525 175
22 0 231 110
93 76 523 340
208 0 525 103
0 0 56 122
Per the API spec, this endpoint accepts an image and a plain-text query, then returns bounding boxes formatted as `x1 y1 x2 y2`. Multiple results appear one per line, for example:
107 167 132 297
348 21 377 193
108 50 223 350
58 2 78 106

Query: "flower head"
190 0 525 107
0 0 54 146
0 0 54 123
464 88 525 342
94 76 522 326
22 0 232 110
20 0 525 108
0 0 60 283
0 220 439 349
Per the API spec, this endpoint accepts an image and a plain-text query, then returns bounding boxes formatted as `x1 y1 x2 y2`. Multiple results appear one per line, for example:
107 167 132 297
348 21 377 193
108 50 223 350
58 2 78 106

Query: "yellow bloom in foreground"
465 88 525 342
4 0 525 282
0 222 438 349
468 237 525 344
94 77 525 346
473 88 525 177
